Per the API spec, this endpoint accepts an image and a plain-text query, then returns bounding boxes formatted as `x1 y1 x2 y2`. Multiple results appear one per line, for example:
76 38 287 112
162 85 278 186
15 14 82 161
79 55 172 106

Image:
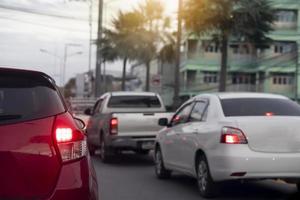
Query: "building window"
232 73 256 85
203 72 218 83
187 39 198 55
232 47 238 54
275 10 297 23
187 70 197 86
231 44 250 54
205 46 214 53
274 42 296 54
203 41 220 53
272 74 294 85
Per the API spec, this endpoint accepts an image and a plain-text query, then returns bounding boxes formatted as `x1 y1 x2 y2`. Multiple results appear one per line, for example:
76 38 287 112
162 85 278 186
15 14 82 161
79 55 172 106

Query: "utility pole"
173 0 183 109
88 0 93 72
295 42 299 102
95 0 104 97
62 44 82 87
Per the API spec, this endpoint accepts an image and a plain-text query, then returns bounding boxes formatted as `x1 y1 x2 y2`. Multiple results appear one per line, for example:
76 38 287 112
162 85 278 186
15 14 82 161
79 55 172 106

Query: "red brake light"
110 118 118 135
221 127 248 144
265 112 274 117
53 113 87 162
224 134 240 144
174 115 180 122
55 128 73 143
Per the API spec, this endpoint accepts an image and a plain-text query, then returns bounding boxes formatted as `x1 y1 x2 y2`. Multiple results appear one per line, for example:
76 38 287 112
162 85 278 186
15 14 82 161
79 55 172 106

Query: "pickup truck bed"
113 112 173 137
108 112 173 150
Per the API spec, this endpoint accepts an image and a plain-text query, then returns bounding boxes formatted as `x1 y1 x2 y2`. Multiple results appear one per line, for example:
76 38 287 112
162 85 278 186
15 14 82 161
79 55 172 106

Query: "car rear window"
108 95 161 108
0 73 65 125
221 98 300 117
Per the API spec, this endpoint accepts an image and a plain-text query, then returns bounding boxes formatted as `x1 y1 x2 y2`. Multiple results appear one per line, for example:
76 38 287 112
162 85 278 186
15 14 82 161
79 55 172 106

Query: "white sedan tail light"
221 127 248 144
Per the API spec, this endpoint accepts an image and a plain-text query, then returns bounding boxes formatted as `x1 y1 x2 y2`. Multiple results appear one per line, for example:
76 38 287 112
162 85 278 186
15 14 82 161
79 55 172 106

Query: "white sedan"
154 93 300 198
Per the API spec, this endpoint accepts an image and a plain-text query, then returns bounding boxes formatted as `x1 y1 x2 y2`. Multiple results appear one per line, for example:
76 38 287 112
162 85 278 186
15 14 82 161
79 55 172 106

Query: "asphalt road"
92 153 300 200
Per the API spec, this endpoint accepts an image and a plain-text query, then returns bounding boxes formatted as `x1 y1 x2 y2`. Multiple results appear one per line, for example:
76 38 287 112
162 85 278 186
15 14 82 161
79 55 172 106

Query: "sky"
0 0 177 86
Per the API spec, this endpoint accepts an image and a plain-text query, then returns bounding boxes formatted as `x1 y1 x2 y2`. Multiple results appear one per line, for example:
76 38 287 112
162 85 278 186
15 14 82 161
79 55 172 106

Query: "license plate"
142 141 154 150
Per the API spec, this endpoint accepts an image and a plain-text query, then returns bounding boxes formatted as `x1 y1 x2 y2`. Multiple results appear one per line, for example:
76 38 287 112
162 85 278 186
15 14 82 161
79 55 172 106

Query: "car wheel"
88 142 96 156
155 147 171 179
197 155 217 198
100 138 111 163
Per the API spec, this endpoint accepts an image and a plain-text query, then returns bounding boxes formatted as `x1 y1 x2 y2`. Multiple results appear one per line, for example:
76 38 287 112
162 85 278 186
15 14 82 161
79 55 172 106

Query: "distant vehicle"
0 68 98 200
85 92 173 162
155 93 300 198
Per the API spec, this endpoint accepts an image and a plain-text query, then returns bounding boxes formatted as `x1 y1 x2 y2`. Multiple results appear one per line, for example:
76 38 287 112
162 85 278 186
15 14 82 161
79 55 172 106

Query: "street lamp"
63 43 83 86
40 44 83 86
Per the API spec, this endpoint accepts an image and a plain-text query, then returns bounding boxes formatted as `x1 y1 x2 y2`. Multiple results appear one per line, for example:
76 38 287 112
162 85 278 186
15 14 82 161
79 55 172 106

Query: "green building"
180 0 300 100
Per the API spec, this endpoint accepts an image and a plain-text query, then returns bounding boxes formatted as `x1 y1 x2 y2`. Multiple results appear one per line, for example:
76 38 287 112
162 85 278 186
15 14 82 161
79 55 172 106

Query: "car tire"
155 147 172 179
196 154 218 198
88 142 96 156
100 138 111 163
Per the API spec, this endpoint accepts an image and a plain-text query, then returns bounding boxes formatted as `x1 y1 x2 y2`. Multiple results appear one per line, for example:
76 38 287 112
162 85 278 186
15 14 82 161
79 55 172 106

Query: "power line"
0 15 90 33
0 5 88 21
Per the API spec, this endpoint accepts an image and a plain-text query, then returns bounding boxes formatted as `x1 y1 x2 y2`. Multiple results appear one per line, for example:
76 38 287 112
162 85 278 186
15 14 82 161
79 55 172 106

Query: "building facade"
180 0 300 100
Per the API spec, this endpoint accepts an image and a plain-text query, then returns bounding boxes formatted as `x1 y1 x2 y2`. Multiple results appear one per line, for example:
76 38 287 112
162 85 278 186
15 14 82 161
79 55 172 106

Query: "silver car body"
87 92 173 151
156 93 300 182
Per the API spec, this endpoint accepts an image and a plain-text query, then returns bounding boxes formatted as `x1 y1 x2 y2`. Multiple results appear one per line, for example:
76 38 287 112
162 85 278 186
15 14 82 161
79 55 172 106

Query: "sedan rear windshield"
0 73 65 125
221 98 300 117
108 95 161 108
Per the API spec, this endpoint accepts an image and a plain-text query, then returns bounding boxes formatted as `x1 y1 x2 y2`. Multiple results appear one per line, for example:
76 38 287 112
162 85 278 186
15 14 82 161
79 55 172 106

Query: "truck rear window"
0 73 65 125
221 98 300 117
108 95 161 108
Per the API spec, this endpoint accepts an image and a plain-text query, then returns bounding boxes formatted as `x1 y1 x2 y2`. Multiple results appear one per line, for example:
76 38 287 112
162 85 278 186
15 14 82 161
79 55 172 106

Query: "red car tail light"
110 118 118 135
53 113 87 162
221 127 248 144
55 128 73 142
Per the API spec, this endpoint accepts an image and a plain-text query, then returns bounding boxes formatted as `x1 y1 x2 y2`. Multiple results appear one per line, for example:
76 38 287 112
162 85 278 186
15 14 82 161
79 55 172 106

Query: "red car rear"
0 68 98 200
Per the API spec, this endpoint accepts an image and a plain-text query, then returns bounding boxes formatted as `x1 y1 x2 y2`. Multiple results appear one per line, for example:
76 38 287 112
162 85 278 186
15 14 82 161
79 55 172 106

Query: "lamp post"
88 0 93 73
62 43 83 86
40 44 82 87
295 42 299 102
95 0 104 97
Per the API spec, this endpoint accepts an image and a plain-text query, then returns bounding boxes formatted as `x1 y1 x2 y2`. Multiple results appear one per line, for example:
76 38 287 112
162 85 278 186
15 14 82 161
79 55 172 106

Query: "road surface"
92 153 300 200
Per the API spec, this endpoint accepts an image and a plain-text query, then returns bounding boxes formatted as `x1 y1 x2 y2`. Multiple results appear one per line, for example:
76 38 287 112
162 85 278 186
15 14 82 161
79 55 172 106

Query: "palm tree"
183 0 274 91
138 0 163 31
135 0 165 91
100 34 118 63
159 33 177 64
103 11 144 91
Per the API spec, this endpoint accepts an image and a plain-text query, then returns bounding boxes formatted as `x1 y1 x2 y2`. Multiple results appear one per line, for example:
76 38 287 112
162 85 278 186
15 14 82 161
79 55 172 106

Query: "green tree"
135 0 165 91
102 11 144 91
159 33 177 64
184 0 274 91
64 78 76 98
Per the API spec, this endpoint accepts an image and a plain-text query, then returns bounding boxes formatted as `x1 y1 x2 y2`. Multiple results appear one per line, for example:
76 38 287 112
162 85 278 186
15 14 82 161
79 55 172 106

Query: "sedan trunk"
235 117 300 153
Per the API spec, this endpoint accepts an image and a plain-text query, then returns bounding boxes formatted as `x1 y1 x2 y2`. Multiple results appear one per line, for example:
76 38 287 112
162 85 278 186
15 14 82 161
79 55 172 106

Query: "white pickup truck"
85 92 173 162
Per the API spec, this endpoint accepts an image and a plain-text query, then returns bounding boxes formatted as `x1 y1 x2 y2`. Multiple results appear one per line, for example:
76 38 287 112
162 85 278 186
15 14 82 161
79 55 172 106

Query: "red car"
0 68 98 200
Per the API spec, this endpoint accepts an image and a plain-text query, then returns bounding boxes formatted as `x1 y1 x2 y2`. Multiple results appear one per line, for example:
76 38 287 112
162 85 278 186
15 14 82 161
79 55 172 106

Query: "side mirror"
158 118 169 127
74 117 86 130
84 108 92 116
